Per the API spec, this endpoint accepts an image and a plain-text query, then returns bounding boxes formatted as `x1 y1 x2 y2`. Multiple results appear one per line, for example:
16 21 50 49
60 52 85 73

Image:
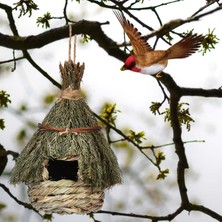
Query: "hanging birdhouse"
10 61 121 215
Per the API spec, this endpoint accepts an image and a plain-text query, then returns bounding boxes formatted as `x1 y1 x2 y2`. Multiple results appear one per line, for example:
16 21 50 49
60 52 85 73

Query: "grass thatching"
10 61 121 190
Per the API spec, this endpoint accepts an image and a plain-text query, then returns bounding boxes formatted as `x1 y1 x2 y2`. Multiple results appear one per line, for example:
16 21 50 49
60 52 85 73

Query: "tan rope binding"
59 87 83 101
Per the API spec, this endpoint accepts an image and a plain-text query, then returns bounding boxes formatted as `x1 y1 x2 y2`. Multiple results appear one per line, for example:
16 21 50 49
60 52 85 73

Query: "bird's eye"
125 55 136 70
127 61 136 69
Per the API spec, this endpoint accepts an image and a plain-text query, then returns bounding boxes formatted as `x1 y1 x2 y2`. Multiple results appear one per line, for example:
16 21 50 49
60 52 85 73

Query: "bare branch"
0 183 41 216
0 56 24 65
22 51 61 88
189 203 222 221
98 206 184 220
0 3 19 35
6 150 19 160
0 2 62 88
0 21 127 62
1 1 222 221
144 4 222 39
181 87 222 97
191 0 219 17
141 140 205 150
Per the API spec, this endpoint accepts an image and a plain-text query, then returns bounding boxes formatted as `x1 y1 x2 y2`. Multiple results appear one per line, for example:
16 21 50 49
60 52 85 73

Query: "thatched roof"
10 61 121 190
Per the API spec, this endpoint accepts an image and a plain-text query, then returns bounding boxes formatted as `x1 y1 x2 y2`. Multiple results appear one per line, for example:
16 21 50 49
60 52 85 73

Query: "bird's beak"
120 65 127 71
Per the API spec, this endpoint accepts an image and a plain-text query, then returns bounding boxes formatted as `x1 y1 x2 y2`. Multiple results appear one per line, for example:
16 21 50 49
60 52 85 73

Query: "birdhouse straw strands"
10 61 121 214
28 180 105 214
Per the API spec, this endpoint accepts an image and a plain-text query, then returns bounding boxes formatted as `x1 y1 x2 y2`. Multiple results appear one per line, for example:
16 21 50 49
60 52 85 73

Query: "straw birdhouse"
10 60 121 215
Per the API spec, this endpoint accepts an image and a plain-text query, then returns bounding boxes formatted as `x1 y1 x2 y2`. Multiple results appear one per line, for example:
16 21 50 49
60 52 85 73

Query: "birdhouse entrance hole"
47 159 78 181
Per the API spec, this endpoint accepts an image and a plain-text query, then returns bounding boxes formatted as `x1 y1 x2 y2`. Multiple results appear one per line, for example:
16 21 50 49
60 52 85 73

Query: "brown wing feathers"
114 10 203 60
113 10 152 55
166 34 204 59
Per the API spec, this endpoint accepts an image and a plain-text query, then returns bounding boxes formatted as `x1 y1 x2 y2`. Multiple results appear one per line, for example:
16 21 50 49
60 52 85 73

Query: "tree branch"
0 3 19 35
0 2 62 88
0 21 127 62
22 51 61 88
98 206 184 220
189 203 222 221
158 72 222 208
144 4 222 39
0 183 41 216
181 87 222 97
1 1 222 221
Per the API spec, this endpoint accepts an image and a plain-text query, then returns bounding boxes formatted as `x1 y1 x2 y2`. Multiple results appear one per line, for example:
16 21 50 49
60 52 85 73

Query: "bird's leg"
155 71 164 78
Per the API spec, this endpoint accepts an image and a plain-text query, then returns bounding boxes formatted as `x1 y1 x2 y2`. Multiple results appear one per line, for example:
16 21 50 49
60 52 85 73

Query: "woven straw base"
28 180 104 214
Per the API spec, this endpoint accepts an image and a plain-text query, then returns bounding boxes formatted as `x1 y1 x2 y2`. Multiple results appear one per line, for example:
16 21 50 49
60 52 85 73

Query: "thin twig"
11 49 16 72
63 0 69 24
0 183 41 216
22 51 61 89
0 2 61 89
6 150 19 160
191 0 219 17
141 140 205 149
0 56 24 64
97 206 184 220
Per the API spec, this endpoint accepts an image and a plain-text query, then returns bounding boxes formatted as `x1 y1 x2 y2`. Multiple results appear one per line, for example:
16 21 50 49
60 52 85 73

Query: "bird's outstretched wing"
166 34 204 59
114 10 153 55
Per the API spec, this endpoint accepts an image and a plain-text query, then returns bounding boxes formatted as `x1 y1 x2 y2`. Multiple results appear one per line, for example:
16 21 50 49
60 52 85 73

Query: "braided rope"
28 180 104 214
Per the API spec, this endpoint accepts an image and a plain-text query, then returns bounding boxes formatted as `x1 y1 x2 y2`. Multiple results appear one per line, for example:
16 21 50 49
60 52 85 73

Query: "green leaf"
43 93 56 104
37 12 52 28
0 119 5 130
100 103 120 126
81 34 92 43
16 128 27 142
164 102 194 131
43 214 53 221
157 169 169 180
13 0 39 17
156 151 166 165
128 130 146 145
0 202 6 211
0 91 11 130
201 29 219 55
19 104 28 112
149 102 161 115
0 90 11 108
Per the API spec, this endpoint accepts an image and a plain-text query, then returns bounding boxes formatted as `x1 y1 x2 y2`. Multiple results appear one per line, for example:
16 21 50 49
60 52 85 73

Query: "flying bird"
114 11 204 76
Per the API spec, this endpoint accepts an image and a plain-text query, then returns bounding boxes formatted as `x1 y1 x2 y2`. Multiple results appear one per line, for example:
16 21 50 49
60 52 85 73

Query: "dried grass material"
10 61 122 190
28 179 104 214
